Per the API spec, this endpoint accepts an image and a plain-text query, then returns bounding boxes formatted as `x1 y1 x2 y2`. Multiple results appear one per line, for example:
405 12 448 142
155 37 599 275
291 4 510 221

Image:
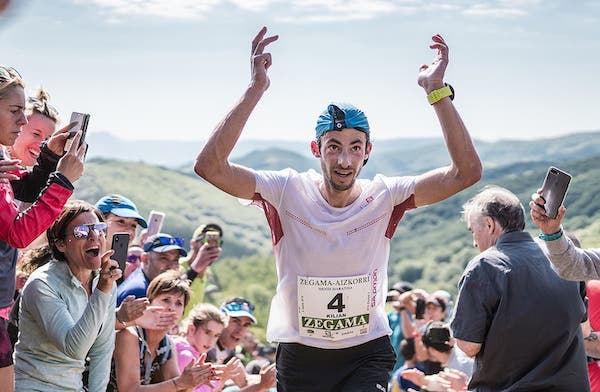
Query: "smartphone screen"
540 166 572 219
111 232 130 275
64 112 90 152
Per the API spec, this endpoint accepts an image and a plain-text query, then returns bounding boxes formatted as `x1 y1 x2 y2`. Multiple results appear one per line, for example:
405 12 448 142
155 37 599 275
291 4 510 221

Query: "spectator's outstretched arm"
413 35 481 207
0 131 85 248
195 27 278 199
11 122 75 201
530 190 600 280
238 363 276 392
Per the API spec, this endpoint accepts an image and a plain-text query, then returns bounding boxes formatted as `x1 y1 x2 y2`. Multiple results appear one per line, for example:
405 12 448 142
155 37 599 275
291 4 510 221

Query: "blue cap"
95 194 148 228
143 233 187 256
315 103 370 140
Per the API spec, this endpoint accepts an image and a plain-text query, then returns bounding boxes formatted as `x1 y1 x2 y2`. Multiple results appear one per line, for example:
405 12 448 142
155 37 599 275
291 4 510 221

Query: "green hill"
72 145 600 339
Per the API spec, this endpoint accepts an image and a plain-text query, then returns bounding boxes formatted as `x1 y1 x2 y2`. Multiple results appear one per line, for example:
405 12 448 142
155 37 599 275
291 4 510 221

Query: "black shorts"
276 335 395 392
0 318 13 368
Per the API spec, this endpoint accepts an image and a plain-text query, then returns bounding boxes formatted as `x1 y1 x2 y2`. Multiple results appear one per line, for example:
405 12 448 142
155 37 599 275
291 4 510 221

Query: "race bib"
297 274 371 341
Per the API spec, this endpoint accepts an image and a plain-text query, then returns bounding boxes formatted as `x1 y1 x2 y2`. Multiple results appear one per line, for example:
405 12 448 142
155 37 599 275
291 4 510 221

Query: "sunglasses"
28 96 59 119
127 254 141 264
145 235 185 251
0 66 22 84
72 222 108 239
224 298 255 312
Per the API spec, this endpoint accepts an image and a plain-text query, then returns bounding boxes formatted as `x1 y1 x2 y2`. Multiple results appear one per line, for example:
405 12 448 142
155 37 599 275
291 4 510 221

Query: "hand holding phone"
540 166 572 219
110 233 130 281
64 112 90 152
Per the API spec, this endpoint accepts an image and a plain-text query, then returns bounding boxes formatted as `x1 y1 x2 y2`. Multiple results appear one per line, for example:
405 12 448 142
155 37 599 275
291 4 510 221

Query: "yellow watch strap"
427 85 453 105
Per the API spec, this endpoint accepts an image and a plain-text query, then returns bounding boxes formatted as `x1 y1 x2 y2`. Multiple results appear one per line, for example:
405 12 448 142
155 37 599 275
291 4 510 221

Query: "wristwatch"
427 83 454 105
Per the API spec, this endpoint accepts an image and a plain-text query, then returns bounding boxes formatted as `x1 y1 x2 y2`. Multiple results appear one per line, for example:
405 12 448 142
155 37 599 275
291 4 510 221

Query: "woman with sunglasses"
0 65 85 391
13 200 121 392
109 269 219 391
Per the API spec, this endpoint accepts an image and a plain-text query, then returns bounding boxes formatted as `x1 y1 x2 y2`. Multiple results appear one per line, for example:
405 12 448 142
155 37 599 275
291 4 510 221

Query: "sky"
0 0 598 143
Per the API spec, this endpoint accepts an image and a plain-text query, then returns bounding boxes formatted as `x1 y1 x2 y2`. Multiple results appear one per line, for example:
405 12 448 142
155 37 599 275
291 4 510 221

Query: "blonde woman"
0 65 85 391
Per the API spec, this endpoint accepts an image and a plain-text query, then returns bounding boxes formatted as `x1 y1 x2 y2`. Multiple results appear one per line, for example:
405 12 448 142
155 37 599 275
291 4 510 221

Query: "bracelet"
538 228 563 241
427 83 454 105
186 267 198 281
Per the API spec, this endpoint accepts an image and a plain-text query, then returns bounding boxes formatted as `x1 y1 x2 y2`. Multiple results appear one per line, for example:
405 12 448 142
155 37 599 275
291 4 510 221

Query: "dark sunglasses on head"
28 96 59 119
0 65 22 83
225 297 255 311
72 222 108 239
146 235 184 250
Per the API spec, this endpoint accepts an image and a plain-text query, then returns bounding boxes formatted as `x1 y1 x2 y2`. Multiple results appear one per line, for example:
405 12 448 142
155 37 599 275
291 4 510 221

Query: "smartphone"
64 112 90 152
204 230 221 248
110 232 130 275
540 166 572 219
146 210 165 237
415 298 426 320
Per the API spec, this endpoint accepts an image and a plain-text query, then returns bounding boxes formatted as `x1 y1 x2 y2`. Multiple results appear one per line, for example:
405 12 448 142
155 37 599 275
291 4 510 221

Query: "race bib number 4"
298 274 371 341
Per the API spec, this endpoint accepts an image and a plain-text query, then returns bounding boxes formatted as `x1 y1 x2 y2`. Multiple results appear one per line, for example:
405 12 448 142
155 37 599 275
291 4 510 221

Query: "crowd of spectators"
2 26 600 391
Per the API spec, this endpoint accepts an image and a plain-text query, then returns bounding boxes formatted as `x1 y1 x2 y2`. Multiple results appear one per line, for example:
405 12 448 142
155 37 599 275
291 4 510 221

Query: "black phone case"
111 232 130 272
541 166 572 219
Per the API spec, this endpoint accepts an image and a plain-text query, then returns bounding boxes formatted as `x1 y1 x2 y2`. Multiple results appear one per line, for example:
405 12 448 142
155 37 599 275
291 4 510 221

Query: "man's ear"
364 143 373 160
310 140 320 158
485 216 496 233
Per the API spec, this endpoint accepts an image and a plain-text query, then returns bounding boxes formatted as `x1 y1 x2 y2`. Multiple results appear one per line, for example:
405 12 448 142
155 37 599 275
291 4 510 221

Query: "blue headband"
315 103 370 140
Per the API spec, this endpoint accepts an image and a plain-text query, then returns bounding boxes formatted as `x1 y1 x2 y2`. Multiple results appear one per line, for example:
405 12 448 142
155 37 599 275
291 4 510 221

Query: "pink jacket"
0 174 72 248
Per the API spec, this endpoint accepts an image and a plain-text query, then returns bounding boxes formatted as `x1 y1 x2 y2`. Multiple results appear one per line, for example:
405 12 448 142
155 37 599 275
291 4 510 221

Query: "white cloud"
88 0 220 19
82 0 543 22
462 3 528 17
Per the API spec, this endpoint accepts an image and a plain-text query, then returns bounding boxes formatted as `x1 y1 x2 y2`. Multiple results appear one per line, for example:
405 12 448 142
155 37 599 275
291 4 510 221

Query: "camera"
415 298 426 320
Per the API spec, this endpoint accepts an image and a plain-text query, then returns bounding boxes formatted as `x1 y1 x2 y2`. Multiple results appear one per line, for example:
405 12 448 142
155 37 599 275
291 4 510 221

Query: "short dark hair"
47 200 105 262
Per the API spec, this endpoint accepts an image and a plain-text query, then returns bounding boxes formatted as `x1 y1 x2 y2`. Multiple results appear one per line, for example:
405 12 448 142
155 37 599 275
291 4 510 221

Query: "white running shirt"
252 168 416 349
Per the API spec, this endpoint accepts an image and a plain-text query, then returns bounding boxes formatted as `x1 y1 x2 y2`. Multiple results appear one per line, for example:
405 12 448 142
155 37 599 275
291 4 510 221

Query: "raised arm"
530 191 600 280
194 27 279 199
413 35 482 207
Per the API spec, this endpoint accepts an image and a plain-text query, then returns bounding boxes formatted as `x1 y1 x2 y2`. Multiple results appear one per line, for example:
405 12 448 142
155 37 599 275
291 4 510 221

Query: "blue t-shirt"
116 268 150 305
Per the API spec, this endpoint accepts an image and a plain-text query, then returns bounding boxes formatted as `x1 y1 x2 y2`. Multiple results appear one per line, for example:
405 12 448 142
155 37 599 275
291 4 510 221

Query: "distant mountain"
88 130 600 177
85 132 310 167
